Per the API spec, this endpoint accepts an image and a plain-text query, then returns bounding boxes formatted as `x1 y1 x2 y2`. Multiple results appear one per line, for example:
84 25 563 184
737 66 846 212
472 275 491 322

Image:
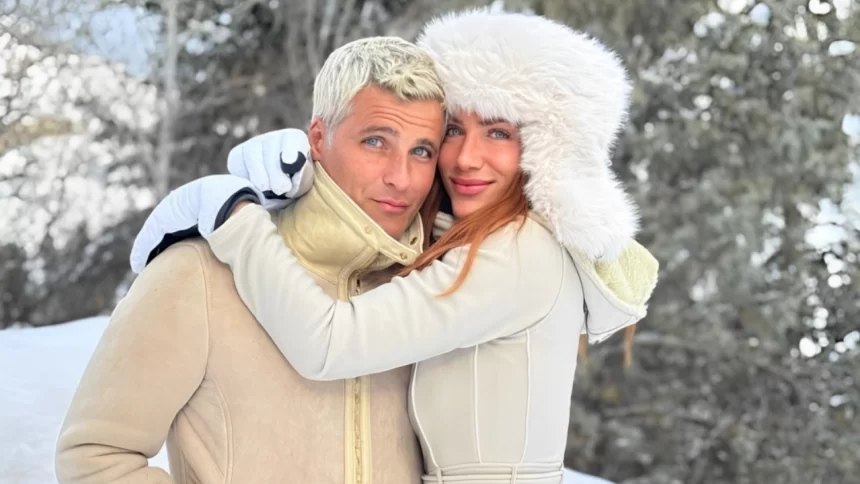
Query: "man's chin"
359 203 418 240
378 221 409 239
373 214 414 240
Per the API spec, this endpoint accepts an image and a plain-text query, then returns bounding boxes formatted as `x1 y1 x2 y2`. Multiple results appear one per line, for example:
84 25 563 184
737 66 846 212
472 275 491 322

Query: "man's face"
309 85 444 238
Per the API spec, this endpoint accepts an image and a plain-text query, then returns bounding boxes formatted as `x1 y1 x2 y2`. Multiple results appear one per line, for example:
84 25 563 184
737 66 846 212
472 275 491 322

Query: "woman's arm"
208 204 564 380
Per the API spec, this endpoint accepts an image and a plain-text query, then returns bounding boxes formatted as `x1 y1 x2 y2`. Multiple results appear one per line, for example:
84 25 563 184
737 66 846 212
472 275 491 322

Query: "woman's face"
438 111 521 219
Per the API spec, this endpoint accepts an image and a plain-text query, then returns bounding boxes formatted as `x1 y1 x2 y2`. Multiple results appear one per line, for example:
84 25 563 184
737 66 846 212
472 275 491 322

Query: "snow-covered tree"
0 12 157 327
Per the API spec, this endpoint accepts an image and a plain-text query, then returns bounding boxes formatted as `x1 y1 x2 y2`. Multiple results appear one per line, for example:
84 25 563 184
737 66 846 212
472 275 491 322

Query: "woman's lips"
451 177 493 196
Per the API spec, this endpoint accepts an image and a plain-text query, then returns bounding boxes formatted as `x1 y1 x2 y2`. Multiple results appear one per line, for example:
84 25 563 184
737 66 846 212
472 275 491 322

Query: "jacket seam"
179 242 235 483
516 243 568 336
518 329 532 464
473 346 482 464
211 377 234 484
178 242 212 374
581 267 641 317
174 427 188 483
337 246 375 282
544 245 568 320
570 249 641 320
410 363 438 469
574 262 641 342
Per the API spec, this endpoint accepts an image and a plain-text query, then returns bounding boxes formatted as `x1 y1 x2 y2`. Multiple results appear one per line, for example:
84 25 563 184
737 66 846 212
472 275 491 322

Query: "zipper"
345 272 372 484
352 276 363 484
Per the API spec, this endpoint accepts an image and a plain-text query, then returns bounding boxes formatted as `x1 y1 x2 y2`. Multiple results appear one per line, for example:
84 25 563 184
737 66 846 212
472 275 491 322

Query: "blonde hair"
312 37 445 143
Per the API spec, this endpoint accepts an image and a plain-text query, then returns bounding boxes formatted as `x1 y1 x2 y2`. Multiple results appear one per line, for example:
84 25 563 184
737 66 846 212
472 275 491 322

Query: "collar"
276 162 424 282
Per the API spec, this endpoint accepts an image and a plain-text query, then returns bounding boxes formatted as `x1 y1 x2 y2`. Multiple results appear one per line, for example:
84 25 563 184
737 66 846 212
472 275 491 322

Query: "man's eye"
364 137 383 147
412 147 432 158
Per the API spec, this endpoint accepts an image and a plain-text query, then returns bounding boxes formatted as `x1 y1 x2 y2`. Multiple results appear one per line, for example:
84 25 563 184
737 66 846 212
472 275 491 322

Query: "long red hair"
399 171 530 296
400 171 637 367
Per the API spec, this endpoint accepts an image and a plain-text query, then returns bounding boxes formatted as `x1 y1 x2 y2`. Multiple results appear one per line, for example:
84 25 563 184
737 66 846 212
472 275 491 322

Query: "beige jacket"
208 204 658 484
55 165 424 484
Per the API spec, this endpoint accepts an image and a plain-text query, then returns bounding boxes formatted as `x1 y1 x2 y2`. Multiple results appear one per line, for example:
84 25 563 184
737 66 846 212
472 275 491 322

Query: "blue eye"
445 125 464 137
489 129 511 140
364 137 383 147
412 147 432 158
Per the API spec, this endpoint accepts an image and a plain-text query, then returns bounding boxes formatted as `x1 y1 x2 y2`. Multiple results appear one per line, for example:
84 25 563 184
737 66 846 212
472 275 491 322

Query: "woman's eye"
489 129 511 140
445 126 463 137
364 137 383 147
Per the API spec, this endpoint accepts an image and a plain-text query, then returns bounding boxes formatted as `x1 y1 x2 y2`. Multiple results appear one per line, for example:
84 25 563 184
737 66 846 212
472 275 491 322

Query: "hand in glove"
129 175 261 274
227 128 314 210
129 129 314 273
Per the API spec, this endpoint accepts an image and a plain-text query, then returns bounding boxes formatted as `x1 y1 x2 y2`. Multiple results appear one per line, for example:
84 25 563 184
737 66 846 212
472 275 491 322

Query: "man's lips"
451 177 493 195
374 198 409 213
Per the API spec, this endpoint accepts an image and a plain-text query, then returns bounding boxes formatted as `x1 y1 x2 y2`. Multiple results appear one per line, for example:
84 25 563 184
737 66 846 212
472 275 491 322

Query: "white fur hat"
417 9 639 260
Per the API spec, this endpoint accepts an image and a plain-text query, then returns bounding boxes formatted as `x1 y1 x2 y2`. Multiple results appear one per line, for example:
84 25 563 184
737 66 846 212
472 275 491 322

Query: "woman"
142 10 657 484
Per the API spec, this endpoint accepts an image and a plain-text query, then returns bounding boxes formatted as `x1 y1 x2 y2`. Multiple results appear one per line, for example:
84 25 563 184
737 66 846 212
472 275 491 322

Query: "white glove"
227 128 314 210
129 175 261 274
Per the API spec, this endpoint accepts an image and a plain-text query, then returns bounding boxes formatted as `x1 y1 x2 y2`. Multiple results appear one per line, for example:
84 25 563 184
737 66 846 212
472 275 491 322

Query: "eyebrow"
359 125 439 153
359 125 398 137
416 137 439 153
448 116 512 127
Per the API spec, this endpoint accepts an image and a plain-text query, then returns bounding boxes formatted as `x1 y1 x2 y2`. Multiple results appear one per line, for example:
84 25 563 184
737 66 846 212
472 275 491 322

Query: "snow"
749 3 771 26
0 317 168 483
843 114 860 144
833 0 853 20
828 40 856 57
0 317 612 484
809 0 834 15
0 30 158 256
717 0 750 15
694 12 727 37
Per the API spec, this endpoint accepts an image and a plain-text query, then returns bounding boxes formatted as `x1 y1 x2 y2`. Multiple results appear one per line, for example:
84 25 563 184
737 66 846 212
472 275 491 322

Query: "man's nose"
382 154 411 192
455 133 483 171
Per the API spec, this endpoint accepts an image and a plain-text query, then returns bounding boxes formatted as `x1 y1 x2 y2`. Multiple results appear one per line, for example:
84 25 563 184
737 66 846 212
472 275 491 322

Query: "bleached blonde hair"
312 36 445 143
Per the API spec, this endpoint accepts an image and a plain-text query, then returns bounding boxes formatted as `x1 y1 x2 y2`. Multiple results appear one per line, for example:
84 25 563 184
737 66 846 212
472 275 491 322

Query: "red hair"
400 171 529 296
402 171 637 366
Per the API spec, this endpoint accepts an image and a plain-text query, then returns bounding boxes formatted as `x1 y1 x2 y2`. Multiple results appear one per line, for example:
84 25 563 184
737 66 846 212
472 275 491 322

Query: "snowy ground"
0 317 611 484
0 317 168 483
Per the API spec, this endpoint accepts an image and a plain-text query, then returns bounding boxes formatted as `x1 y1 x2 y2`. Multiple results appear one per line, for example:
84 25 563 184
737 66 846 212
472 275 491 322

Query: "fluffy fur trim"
418 9 639 260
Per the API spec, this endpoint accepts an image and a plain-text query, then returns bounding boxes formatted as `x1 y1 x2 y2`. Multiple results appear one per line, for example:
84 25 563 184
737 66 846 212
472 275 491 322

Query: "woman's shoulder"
481 214 563 251
474 215 569 275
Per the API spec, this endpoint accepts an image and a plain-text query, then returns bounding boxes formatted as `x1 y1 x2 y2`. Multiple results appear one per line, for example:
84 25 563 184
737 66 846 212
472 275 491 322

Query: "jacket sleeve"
55 243 210 483
207 204 563 381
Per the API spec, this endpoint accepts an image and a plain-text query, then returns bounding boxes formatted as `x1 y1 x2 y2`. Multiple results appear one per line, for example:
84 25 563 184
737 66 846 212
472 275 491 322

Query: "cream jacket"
209 203 657 484
55 165 424 484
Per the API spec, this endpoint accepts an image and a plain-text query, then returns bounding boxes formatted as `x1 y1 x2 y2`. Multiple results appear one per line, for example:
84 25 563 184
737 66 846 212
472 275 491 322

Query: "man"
55 37 446 484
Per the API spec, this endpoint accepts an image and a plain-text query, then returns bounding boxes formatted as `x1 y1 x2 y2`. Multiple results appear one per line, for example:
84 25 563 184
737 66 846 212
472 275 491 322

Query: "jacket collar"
276 162 423 282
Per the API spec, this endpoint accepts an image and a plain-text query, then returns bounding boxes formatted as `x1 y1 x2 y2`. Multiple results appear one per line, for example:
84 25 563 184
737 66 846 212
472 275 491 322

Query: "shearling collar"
276 162 423 283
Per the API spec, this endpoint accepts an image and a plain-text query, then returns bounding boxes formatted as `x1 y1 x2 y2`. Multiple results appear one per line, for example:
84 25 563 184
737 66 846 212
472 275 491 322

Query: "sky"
7 0 158 77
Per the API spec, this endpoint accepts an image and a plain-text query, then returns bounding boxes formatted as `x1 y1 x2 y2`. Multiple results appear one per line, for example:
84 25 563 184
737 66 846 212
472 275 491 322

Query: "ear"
308 118 327 161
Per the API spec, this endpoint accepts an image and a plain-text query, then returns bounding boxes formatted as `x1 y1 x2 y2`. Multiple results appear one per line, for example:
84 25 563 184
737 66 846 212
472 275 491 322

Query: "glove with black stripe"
129 175 264 273
129 129 314 273
227 128 314 210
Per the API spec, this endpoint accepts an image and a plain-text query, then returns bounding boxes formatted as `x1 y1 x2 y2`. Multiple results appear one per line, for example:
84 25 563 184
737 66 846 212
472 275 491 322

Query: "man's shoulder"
141 238 231 283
